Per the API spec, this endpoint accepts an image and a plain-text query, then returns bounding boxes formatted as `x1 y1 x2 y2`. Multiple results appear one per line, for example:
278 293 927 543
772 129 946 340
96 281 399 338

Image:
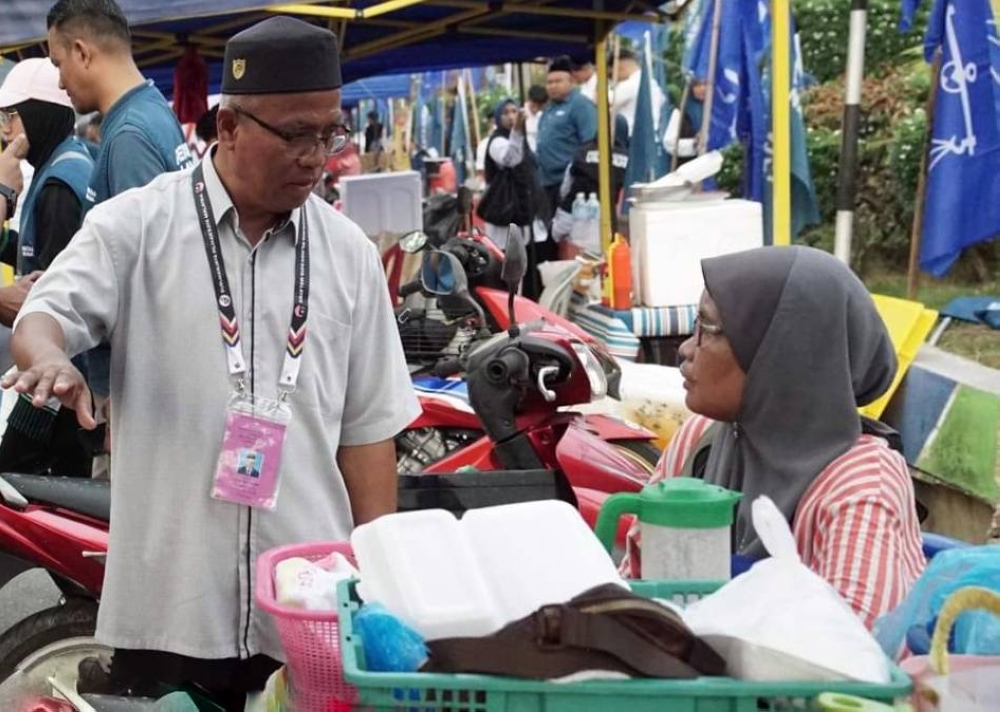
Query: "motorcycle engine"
396 427 481 474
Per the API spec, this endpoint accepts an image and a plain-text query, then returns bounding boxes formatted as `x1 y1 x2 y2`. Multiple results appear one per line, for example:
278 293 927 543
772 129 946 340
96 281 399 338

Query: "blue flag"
756 10 822 239
626 41 664 191
920 0 1000 275
900 0 924 31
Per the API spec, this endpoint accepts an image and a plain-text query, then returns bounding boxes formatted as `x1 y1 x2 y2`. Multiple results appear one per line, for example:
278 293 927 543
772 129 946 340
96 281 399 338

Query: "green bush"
794 0 928 84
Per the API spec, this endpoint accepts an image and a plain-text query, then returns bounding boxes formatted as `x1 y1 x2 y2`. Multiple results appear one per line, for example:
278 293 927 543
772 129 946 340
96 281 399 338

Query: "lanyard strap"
192 164 310 393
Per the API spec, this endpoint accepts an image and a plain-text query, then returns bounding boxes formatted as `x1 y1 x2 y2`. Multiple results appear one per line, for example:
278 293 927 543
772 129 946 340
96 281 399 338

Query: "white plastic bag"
682 496 892 683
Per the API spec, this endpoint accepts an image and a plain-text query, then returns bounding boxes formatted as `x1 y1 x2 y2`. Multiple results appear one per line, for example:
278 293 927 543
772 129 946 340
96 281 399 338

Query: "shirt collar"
201 148 302 243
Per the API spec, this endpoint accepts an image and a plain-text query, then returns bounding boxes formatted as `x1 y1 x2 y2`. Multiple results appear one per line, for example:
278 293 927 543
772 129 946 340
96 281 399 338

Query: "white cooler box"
339 170 423 237
629 198 763 307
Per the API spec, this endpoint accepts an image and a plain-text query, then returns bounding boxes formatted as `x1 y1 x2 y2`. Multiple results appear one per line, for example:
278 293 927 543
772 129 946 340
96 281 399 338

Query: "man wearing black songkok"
9 16 419 709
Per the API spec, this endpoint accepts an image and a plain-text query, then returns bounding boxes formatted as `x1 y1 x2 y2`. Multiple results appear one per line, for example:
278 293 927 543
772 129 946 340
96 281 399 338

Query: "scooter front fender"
578 413 655 441
556 420 648 494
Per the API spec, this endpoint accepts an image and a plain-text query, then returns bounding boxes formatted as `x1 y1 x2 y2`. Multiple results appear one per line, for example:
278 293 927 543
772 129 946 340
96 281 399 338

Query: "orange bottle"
610 234 633 310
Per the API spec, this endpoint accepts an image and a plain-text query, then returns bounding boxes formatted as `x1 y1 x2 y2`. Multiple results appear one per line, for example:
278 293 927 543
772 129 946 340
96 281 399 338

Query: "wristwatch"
0 184 16 222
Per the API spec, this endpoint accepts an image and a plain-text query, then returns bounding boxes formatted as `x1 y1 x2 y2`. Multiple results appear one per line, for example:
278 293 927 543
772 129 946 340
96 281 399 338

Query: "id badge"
212 393 292 511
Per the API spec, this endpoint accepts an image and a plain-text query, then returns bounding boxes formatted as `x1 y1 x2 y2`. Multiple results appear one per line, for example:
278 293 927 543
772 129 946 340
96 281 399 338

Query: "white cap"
0 58 73 110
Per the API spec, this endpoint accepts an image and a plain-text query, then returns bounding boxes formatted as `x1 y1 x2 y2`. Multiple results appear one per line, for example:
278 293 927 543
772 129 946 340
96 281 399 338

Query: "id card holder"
211 393 292 511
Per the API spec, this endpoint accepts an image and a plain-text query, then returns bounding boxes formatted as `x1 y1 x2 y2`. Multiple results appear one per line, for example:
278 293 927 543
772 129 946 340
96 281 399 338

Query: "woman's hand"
0 135 28 195
514 108 527 133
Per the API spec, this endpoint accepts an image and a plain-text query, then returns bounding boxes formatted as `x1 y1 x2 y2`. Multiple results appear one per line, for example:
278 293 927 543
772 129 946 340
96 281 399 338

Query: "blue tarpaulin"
3 0 663 98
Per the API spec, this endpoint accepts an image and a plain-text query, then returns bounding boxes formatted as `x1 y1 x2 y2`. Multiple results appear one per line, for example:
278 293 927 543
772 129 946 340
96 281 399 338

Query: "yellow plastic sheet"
861 294 938 420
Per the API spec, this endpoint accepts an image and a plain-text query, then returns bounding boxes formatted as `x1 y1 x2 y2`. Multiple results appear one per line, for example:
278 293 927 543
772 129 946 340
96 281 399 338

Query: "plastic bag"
900 586 1000 712
874 547 1000 658
682 496 892 683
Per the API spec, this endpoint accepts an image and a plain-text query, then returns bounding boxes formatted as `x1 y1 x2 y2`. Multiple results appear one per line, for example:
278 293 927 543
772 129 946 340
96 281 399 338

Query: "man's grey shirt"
18 154 420 659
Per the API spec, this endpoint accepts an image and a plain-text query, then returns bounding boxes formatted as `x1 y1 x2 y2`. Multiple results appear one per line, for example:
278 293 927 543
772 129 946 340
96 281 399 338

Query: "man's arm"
576 98 598 144
5 312 94 427
337 438 397 525
338 239 422 524
106 130 170 194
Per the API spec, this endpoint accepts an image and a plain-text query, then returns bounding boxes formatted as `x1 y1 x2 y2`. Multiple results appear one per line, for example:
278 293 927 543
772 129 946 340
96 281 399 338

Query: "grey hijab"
700 246 896 556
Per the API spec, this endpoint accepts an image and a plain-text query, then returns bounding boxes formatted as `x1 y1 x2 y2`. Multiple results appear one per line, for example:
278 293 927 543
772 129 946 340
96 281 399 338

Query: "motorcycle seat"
0 472 110 522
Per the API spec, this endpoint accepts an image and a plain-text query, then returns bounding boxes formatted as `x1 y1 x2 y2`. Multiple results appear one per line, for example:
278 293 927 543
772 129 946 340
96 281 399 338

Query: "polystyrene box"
629 199 763 307
339 170 422 237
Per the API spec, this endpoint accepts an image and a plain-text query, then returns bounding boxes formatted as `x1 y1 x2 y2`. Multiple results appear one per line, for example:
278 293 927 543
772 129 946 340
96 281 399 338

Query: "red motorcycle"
393 228 661 483
396 231 656 541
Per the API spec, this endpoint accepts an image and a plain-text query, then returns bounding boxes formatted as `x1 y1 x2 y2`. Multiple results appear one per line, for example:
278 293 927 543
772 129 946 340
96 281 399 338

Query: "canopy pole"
907 49 942 300
771 0 792 246
672 78 692 171
833 0 868 262
697 0 724 155
466 68 481 149
596 23 614 261
517 62 526 104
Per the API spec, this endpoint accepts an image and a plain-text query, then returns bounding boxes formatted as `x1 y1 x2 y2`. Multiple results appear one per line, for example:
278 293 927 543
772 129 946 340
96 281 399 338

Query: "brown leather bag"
422 584 726 680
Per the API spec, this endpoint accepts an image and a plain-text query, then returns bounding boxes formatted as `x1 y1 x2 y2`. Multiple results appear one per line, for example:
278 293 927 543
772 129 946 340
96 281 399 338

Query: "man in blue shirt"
47 0 193 212
536 56 598 212
47 0 193 430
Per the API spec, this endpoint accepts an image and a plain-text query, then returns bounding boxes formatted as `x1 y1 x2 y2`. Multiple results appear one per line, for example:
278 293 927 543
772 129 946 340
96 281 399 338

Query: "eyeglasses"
231 106 352 157
694 315 724 347
0 109 18 130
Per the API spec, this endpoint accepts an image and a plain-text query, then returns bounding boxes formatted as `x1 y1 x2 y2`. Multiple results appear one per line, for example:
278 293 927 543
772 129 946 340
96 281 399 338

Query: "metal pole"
772 0 792 246
697 0 724 155
672 79 692 171
596 23 614 259
907 50 943 300
833 0 868 263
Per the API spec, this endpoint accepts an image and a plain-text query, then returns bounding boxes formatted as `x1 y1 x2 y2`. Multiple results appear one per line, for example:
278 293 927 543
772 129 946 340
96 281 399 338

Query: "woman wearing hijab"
0 58 94 477
476 98 548 297
624 246 925 629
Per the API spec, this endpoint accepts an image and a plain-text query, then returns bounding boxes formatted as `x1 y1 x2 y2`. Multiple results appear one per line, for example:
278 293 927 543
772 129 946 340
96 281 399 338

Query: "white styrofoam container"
339 170 422 237
629 199 763 307
351 501 625 641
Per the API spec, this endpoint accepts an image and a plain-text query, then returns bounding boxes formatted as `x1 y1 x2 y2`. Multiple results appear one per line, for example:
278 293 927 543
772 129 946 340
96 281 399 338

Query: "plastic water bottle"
585 192 601 253
570 192 587 246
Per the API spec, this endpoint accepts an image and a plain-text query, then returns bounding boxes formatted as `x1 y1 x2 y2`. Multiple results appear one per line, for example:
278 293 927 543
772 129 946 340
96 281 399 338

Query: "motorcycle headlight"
571 342 608 400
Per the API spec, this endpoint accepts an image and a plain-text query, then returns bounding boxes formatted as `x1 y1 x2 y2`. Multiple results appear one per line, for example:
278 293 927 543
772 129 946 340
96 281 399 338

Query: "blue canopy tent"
2 0 663 99
340 72 412 106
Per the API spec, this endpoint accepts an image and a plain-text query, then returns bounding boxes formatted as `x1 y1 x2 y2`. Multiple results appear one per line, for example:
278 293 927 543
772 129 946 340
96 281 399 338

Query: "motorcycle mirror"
399 230 429 254
501 225 528 333
420 250 463 295
501 225 528 291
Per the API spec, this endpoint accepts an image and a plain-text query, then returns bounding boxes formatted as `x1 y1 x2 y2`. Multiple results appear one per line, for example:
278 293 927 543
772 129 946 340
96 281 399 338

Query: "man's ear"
216 107 239 149
73 38 93 69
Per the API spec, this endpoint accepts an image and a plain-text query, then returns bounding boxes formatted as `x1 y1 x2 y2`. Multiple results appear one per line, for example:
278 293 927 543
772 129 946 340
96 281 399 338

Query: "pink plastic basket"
256 541 356 712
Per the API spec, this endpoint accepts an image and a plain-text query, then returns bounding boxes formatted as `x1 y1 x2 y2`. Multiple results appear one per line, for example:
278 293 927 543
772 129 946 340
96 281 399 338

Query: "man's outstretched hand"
1 353 95 429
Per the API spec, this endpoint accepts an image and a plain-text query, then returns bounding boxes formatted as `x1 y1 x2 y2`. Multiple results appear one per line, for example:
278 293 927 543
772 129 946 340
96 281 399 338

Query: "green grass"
866 272 1000 369
917 385 1000 502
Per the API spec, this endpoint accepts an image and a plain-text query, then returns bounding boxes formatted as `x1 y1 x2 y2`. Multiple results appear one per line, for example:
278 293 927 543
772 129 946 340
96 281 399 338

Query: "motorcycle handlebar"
432 357 464 378
399 279 422 298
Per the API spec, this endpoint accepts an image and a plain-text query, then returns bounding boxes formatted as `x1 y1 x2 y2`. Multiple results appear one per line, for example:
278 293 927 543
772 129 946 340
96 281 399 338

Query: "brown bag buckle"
534 604 567 650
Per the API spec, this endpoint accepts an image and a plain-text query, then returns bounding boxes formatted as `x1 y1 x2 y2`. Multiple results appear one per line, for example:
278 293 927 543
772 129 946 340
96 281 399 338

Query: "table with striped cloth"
568 293 697 361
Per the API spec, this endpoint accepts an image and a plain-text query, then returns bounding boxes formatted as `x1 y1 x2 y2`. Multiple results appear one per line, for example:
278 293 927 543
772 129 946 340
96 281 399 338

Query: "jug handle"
594 492 642 553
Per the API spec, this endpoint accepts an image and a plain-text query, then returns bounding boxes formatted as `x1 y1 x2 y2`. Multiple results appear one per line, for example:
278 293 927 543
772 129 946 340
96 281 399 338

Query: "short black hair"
527 85 548 104
47 0 131 50
195 105 218 143
367 110 379 121
615 47 639 63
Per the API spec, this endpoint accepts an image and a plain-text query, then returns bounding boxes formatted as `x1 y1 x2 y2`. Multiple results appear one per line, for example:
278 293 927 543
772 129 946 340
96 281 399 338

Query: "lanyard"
192 164 310 395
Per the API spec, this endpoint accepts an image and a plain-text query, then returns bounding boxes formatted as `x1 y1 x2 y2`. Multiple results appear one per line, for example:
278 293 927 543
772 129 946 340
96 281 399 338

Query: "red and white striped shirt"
624 415 926 629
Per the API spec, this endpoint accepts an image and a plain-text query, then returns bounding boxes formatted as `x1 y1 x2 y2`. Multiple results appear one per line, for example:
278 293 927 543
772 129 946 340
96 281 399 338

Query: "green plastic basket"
338 579 912 712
